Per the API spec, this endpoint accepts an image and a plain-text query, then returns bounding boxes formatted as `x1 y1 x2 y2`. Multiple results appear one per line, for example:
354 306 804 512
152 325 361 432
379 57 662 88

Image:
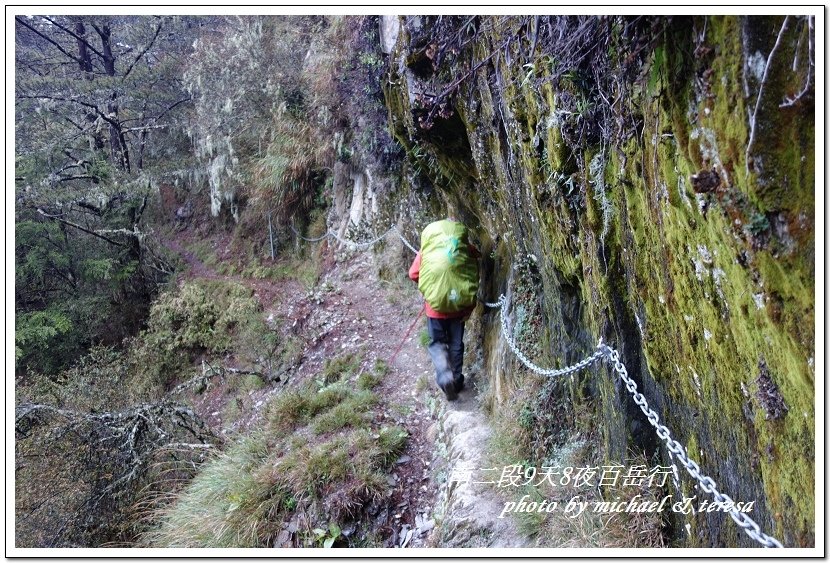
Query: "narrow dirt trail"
162 236 528 548
162 237 440 545
272 251 441 547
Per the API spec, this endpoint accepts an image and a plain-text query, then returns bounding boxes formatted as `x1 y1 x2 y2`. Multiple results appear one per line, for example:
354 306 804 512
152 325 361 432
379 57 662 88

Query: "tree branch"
57 174 98 183
153 96 192 122
17 93 126 131
419 36 510 129
41 16 107 61
75 201 103 215
123 18 164 79
123 124 169 133
18 93 99 113
35 207 127 247
15 16 83 66
170 358 286 396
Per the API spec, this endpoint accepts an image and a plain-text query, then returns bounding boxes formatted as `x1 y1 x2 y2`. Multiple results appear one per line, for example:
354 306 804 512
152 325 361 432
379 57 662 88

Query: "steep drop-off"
374 15 814 547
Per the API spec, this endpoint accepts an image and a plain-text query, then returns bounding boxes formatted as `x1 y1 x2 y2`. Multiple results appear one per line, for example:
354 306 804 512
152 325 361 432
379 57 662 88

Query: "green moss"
381 14 813 547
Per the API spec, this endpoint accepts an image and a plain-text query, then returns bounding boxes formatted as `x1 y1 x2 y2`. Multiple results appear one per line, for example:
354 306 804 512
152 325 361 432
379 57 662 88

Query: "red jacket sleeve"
408 251 422 282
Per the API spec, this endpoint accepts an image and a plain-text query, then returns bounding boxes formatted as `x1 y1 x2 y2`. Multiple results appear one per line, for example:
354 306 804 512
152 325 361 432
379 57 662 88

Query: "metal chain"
485 292 783 547
289 224 331 242
393 225 420 254
598 344 784 548
327 226 395 249
287 221 424 257
494 294 605 377
481 294 503 309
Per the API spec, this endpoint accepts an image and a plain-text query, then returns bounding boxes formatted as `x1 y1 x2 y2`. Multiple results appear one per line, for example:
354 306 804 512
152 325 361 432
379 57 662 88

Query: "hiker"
408 217 480 401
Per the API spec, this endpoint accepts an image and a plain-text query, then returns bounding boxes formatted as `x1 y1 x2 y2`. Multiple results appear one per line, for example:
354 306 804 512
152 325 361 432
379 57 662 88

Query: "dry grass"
531 442 667 548
487 392 667 548
249 113 333 225
142 353 408 548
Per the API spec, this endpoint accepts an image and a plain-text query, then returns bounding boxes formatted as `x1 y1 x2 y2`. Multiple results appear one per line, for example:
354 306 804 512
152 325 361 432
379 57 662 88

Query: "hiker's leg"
427 318 457 400
427 317 448 347
447 319 465 391
426 317 448 370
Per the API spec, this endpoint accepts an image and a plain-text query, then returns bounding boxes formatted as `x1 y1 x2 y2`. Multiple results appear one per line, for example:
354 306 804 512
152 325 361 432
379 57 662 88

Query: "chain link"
481 297 503 309
392 225 420 254
494 294 604 378
597 345 784 548
289 224 331 242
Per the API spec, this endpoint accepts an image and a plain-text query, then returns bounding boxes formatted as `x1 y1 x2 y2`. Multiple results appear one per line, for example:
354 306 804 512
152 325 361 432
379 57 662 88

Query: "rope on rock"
482 293 784 548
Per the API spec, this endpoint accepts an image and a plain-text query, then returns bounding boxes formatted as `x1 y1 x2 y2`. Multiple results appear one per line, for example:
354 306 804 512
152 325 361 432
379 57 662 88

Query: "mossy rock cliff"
380 15 814 547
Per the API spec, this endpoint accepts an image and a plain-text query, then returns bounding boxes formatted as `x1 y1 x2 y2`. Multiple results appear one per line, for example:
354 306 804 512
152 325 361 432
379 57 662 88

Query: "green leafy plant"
130 279 265 394
312 522 342 548
15 308 72 364
745 211 770 237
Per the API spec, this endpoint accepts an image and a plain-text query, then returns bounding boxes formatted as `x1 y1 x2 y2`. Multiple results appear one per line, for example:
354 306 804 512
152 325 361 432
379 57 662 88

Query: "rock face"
379 15 814 547
329 163 381 244
379 15 401 54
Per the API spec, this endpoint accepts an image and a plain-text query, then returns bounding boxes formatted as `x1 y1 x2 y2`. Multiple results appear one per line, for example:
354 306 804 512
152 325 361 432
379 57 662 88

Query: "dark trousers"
427 317 465 389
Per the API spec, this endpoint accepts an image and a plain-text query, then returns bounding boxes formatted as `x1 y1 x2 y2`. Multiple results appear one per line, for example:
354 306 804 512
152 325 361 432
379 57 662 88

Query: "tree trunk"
75 18 104 150
96 23 131 172
73 18 93 75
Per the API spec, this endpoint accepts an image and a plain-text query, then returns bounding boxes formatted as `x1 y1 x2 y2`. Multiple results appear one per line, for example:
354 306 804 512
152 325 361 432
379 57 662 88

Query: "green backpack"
418 220 479 313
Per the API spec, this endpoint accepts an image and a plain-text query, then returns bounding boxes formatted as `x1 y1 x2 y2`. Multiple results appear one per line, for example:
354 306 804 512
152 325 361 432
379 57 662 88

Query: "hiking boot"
453 374 465 393
439 378 459 401
436 369 458 401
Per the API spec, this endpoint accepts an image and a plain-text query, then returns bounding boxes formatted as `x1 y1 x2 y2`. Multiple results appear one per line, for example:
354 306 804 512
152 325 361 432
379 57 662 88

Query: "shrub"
130 279 265 394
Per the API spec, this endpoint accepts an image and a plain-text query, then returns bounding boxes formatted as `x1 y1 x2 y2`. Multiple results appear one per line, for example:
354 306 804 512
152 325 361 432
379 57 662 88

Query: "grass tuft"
321 352 361 385
311 390 377 434
357 360 389 390
144 358 408 547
